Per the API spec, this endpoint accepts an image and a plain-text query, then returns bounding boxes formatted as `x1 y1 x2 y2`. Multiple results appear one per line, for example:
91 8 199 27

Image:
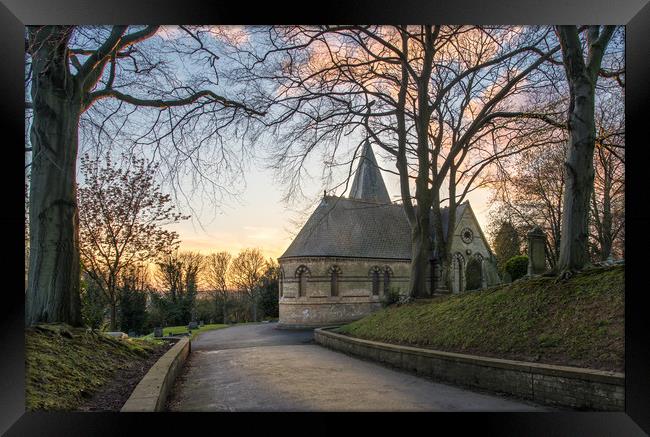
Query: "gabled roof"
279 196 472 260
461 202 495 258
348 140 391 204
280 196 412 260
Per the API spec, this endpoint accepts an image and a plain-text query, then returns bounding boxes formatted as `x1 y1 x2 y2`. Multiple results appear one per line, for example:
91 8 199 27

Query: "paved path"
166 322 552 412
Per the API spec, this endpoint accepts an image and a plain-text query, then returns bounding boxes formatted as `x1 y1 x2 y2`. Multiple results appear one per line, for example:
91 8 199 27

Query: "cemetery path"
165 322 553 412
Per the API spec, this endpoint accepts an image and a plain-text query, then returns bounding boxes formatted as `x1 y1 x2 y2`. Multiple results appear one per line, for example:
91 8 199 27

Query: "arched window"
328 265 342 297
383 265 393 295
279 268 285 297
369 266 381 296
295 265 310 297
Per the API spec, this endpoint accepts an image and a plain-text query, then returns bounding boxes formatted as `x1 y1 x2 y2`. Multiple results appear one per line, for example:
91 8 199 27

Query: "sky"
94 25 623 263
167 144 493 261
23 26 625 268
55 25 518 263
150 25 505 260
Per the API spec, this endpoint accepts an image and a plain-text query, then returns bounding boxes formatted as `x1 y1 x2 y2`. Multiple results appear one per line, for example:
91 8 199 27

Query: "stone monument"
527 226 547 276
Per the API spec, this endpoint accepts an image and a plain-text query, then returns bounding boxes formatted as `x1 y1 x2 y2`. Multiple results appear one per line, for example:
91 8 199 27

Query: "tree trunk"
431 192 448 294
25 27 83 326
600 160 613 260
252 293 258 322
408 222 431 298
557 80 596 273
404 25 435 299
109 301 117 331
555 25 615 275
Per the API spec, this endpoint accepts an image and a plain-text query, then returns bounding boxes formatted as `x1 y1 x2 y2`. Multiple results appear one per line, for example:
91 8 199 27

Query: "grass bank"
26 324 168 410
336 265 624 372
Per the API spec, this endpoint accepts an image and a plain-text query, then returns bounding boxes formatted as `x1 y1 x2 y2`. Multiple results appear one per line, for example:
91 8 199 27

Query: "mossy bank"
26 324 168 410
337 265 624 372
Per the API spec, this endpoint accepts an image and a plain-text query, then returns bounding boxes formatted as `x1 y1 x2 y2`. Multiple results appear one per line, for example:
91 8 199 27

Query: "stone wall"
278 257 414 327
314 328 624 411
121 337 191 412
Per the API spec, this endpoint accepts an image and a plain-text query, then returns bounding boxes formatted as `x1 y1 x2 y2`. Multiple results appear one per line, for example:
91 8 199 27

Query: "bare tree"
77 153 185 330
204 251 232 323
229 248 266 321
554 25 618 276
25 25 265 326
489 144 566 269
590 103 625 261
230 25 562 296
590 146 624 261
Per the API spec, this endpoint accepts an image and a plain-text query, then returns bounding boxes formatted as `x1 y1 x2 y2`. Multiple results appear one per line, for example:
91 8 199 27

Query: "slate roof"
348 140 391 204
279 196 469 260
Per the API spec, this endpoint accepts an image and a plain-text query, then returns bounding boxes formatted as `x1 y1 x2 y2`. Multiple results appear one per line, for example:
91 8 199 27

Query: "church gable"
280 141 411 260
449 202 494 259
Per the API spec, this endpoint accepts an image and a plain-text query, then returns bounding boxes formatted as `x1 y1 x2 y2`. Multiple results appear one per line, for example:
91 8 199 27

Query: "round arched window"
461 227 474 244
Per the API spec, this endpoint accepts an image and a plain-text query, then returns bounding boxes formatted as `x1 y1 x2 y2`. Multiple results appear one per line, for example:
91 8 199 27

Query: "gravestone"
199 321 204 327
188 321 198 330
154 327 163 337
527 226 546 276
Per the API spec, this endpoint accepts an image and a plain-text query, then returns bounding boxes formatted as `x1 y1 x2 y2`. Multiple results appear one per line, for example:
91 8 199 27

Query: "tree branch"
86 88 266 116
76 26 128 82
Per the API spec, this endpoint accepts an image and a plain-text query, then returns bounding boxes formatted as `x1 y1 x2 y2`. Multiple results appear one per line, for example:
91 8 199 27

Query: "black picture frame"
2 1 648 435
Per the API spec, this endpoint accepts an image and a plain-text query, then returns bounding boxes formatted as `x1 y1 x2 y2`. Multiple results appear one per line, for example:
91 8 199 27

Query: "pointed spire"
349 140 391 204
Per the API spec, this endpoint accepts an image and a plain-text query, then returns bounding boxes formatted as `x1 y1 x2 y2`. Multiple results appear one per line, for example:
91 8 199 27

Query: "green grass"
336 265 624 372
142 323 229 340
26 324 167 410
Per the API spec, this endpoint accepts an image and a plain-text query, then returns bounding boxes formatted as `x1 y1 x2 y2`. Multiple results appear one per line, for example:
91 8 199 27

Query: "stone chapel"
277 141 499 328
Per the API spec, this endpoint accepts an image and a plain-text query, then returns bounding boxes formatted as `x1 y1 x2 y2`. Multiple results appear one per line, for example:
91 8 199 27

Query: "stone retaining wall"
121 337 191 412
314 328 624 411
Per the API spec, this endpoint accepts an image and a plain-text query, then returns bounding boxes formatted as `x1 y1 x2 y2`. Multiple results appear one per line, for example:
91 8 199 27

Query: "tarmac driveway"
166 322 551 412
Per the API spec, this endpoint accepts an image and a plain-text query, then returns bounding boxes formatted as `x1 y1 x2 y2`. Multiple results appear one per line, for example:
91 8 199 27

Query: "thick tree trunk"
408 221 431 298
557 80 596 273
555 25 615 275
25 27 83 326
431 196 449 293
